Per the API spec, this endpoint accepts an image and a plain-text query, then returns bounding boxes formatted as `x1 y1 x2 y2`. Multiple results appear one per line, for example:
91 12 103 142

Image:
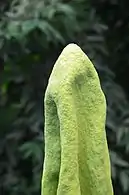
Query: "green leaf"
21 20 38 35
111 164 116 179
57 3 76 16
38 21 64 43
19 142 42 161
110 151 129 168
6 21 20 38
120 171 129 192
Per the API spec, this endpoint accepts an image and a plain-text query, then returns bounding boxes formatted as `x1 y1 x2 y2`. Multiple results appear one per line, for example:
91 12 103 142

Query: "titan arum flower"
41 43 114 195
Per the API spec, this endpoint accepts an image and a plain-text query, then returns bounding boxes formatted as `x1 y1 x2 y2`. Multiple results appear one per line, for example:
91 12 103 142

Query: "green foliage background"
0 0 129 194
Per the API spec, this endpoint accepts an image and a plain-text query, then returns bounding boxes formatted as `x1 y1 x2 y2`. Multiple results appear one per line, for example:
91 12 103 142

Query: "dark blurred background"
0 0 129 194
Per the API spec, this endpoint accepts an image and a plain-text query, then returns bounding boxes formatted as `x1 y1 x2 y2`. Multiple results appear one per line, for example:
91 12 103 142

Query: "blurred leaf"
120 171 129 192
19 141 42 162
38 21 64 43
110 151 129 168
111 164 116 179
21 20 38 35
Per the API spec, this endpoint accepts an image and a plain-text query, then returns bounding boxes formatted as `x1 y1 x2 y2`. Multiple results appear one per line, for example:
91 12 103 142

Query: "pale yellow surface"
41 44 114 195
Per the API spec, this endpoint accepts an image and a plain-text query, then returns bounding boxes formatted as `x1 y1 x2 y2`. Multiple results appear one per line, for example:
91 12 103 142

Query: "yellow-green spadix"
41 43 114 195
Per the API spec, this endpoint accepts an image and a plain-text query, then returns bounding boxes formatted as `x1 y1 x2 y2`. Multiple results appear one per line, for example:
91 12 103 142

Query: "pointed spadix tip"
63 43 82 53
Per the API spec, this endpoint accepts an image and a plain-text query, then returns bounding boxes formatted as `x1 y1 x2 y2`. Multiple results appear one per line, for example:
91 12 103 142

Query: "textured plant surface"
1 1 129 194
42 44 113 195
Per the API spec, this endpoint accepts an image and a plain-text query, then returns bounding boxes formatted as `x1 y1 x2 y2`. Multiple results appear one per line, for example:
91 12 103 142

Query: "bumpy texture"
41 44 114 195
